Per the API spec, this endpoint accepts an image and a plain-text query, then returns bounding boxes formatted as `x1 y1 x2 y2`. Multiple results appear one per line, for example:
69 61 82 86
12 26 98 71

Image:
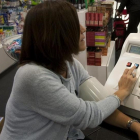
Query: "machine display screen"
129 45 140 55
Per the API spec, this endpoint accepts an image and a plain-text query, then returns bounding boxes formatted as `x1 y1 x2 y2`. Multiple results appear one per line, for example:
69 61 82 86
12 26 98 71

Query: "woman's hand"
130 121 140 140
118 66 137 93
115 66 137 101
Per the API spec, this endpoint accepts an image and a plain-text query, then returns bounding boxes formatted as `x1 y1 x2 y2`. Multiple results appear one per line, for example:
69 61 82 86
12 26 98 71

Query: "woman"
0 1 140 140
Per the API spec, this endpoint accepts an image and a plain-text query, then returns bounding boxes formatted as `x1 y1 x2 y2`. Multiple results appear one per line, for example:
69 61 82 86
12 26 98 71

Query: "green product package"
85 0 88 9
89 0 95 5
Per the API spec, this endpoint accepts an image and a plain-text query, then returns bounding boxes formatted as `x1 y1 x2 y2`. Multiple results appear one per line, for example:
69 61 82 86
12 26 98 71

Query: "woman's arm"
105 109 131 129
105 109 140 139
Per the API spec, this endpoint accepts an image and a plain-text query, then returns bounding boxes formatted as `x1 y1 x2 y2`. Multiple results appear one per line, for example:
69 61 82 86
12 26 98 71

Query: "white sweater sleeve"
15 65 120 130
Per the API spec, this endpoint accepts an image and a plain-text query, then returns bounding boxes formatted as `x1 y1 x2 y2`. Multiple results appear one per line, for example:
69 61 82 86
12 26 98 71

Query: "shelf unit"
75 8 115 85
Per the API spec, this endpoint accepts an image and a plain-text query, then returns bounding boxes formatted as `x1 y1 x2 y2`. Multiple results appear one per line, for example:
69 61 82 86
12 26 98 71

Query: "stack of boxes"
87 48 102 66
101 36 111 56
86 12 103 27
95 48 102 66
87 48 95 65
87 2 113 26
86 30 107 47
86 1 113 66
86 31 95 46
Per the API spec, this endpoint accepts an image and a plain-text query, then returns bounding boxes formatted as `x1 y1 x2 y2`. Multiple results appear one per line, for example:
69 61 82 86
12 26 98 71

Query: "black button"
126 62 132 67
135 63 139 69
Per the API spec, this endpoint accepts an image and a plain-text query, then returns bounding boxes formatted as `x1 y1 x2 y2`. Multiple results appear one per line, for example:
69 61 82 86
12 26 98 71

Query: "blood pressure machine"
80 33 140 119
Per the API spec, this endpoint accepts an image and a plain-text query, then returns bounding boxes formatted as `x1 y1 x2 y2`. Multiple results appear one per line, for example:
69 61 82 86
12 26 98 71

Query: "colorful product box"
95 42 106 47
95 32 106 36
95 36 106 40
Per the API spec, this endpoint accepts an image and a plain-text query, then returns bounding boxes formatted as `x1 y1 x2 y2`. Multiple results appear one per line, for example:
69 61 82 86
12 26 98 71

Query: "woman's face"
79 25 86 51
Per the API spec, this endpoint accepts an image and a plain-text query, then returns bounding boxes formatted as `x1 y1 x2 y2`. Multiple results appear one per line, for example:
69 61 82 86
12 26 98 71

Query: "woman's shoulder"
70 58 84 69
68 58 85 73
15 63 60 81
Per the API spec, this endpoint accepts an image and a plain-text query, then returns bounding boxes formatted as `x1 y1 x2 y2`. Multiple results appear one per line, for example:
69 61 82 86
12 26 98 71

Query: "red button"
126 62 132 67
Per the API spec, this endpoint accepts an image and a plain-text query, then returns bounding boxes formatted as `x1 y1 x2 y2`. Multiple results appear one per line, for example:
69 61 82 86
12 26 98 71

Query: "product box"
101 1 114 9
90 13 94 26
94 13 98 26
95 58 101 66
87 48 96 65
95 32 106 36
96 6 101 12
92 6 97 12
95 58 101 62
86 12 90 26
87 58 95 65
87 51 95 58
95 41 106 47
88 6 93 12
0 117 4 133
95 51 102 58
99 13 103 27
101 6 106 13
101 47 108 56
94 32 107 47
95 32 106 40
86 31 95 46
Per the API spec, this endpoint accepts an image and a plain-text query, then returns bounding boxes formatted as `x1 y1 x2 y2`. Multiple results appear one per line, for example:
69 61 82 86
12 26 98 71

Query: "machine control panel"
105 34 140 117
126 62 139 69
109 60 140 97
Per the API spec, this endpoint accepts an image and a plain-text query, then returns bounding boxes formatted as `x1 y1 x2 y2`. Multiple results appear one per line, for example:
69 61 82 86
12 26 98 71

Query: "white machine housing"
80 33 140 119
105 33 140 119
79 77 109 102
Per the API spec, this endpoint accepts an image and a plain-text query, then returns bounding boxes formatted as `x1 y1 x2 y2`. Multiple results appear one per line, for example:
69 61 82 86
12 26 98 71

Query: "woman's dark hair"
20 0 80 74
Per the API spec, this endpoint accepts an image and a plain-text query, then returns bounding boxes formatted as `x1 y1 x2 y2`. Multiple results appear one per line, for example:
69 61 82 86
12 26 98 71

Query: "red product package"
86 12 90 26
99 13 103 27
87 58 95 65
94 13 98 26
86 31 95 46
90 13 94 26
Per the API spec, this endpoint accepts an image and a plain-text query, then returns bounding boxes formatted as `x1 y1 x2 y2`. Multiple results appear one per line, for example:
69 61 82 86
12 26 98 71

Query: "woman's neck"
61 71 67 78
